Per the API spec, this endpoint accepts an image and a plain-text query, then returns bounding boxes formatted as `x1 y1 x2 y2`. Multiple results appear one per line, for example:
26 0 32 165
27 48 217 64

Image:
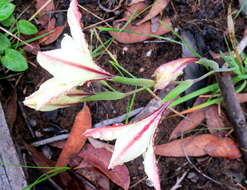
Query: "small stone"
145 178 154 187
29 119 37 127
139 67 145 72
35 130 43 137
187 172 199 183
146 50 152 57
41 146 53 160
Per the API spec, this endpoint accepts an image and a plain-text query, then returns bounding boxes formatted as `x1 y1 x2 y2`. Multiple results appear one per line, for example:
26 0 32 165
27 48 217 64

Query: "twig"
32 134 69 147
170 171 188 190
216 72 247 163
32 107 143 147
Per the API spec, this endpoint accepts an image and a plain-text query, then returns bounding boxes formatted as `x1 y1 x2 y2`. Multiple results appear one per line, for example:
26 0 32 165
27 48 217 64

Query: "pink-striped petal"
24 78 89 111
153 57 198 90
84 102 169 170
143 139 161 190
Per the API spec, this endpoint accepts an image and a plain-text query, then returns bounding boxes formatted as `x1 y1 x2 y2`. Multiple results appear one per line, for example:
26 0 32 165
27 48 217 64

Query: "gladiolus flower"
84 102 170 190
24 0 113 111
153 57 198 90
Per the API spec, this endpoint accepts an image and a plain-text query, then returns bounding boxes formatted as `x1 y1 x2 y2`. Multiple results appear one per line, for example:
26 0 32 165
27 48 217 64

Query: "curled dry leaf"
39 25 66 45
109 17 171 44
115 2 147 23
169 98 206 140
56 104 92 167
155 134 241 159
76 161 110 190
205 105 229 137
137 0 171 25
78 144 130 190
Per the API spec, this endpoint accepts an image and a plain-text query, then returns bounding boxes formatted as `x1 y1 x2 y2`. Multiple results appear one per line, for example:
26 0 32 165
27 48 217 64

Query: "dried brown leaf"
56 104 92 167
24 143 55 171
39 25 65 45
76 161 110 190
116 2 147 23
237 93 247 103
109 17 171 44
205 105 229 136
155 134 241 159
23 42 40 55
169 98 206 140
78 144 130 190
137 0 171 25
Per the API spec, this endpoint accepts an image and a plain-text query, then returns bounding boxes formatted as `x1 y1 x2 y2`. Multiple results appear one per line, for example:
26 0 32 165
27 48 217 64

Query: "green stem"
109 76 155 87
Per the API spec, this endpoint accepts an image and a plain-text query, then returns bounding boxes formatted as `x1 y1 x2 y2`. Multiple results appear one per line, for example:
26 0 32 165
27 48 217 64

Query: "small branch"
216 72 247 163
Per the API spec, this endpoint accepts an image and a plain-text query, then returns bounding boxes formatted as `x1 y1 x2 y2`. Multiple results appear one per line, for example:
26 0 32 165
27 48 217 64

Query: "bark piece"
0 102 27 190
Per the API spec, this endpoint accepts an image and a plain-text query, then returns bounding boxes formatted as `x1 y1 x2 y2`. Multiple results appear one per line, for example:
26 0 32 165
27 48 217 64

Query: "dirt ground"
0 0 247 189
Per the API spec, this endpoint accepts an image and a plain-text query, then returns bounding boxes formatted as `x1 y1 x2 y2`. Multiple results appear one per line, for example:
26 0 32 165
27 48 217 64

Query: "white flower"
24 0 113 111
84 102 170 190
153 57 198 90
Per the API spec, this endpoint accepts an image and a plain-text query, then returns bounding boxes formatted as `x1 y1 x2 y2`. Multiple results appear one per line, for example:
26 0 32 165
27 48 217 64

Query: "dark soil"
0 0 246 189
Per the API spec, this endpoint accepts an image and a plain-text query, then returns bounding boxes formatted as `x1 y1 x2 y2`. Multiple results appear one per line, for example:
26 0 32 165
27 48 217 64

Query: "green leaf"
0 1 15 21
162 80 194 103
17 19 38 35
1 49 28 71
82 91 127 102
0 33 10 51
0 14 15 27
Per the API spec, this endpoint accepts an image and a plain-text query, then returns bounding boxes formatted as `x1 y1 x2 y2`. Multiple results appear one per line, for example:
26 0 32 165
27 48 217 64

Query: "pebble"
146 50 152 57
187 172 199 183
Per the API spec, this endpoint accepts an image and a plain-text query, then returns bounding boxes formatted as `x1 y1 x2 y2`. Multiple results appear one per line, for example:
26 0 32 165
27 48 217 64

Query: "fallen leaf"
109 17 171 44
78 144 130 190
237 93 247 103
24 141 82 189
23 42 40 55
39 25 65 45
128 0 145 5
205 105 229 136
155 134 241 159
5 89 17 127
75 161 110 190
169 98 206 140
117 2 147 22
137 0 171 25
24 143 55 171
56 104 92 167
88 137 114 152
35 0 55 26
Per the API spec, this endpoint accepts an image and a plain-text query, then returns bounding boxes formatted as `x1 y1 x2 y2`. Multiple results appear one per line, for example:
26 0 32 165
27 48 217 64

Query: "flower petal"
67 0 89 53
153 57 198 90
24 78 88 111
84 124 132 141
143 139 161 190
85 102 169 169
